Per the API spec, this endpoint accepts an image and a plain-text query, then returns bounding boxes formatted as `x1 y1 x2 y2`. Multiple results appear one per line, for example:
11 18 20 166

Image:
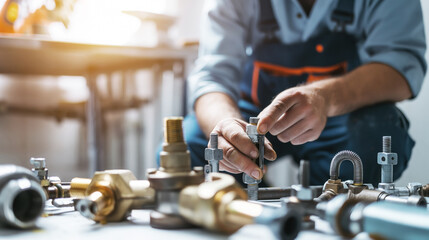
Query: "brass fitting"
30 157 71 199
159 117 191 173
179 173 301 239
179 172 248 233
71 170 155 223
148 117 204 229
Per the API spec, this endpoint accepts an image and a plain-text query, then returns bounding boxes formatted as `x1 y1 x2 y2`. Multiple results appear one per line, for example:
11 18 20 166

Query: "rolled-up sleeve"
188 0 254 109
360 0 426 98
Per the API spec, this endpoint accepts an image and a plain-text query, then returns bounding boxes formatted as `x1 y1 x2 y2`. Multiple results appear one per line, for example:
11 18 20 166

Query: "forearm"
195 92 243 137
317 63 412 117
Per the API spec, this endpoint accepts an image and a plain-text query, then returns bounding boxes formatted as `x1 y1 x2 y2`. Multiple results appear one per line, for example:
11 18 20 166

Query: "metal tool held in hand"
243 117 264 200
204 133 223 181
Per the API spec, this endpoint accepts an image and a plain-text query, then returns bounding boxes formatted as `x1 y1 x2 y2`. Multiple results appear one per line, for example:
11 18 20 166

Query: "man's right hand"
211 118 276 179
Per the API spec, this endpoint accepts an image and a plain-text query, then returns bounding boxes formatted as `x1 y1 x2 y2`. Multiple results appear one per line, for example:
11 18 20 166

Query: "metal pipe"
254 187 292 200
382 194 427 206
0 165 46 229
329 150 363 185
322 194 429 240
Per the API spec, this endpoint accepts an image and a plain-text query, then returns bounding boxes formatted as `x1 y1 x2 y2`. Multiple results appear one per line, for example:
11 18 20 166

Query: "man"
183 0 426 186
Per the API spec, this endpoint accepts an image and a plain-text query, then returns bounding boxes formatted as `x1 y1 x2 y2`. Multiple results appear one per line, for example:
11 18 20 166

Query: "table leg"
86 72 105 176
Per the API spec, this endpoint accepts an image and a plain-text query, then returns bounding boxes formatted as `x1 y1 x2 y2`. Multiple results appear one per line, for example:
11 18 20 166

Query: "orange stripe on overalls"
251 61 348 106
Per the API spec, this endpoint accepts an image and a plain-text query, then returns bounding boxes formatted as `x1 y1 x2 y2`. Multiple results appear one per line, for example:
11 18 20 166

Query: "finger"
262 165 268 174
270 103 305 136
263 138 277 161
219 161 241 173
257 93 299 135
276 119 312 143
218 137 262 179
220 121 259 159
290 129 318 145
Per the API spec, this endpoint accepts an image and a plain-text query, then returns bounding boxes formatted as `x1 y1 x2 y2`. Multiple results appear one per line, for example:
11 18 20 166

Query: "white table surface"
0 202 372 240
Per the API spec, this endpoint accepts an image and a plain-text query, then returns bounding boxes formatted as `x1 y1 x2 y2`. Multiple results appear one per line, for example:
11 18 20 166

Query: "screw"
299 160 310 188
210 133 218 148
382 136 391 153
249 117 259 125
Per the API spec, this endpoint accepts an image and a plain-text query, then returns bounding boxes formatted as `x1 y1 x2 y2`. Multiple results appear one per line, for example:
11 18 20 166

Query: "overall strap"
331 0 355 31
258 0 280 41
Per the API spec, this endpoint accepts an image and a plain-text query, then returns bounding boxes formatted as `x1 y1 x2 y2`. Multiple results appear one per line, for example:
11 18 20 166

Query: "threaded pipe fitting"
160 117 191 172
164 117 184 143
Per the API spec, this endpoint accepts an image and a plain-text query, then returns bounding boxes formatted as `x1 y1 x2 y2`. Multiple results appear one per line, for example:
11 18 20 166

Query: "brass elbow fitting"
179 172 248 233
71 170 155 223
179 173 301 240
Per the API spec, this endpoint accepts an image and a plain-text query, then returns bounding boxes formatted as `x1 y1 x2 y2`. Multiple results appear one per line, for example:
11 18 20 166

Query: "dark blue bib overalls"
172 0 414 186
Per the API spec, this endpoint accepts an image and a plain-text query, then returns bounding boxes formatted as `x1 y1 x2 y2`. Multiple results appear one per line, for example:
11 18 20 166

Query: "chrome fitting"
204 133 223 179
0 165 46 229
377 136 397 182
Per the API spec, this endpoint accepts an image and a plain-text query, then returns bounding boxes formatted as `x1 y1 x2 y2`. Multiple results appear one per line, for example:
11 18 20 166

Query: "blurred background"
0 0 427 187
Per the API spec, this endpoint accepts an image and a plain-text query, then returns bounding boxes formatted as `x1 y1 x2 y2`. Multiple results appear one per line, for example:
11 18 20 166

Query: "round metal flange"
149 211 195 229
148 170 204 190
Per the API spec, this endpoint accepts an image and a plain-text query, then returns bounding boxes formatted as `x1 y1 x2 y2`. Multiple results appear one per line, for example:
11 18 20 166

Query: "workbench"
0 34 196 177
0 201 372 240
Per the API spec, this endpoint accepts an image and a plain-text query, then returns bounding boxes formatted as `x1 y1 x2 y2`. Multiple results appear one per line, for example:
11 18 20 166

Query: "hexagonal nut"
40 179 50 187
407 182 422 195
30 158 46 169
204 148 223 161
324 179 346 194
377 152 398 165
49 176 61 184
347 184 367 195
292 185 315 201
243 173 260 184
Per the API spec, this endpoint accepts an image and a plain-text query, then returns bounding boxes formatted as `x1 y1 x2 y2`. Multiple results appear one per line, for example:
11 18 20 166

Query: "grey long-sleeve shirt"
188 0 426 109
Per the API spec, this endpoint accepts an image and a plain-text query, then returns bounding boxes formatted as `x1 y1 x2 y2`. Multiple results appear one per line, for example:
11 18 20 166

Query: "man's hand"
211 118 277 179
257 63 413 145
257 85 328 145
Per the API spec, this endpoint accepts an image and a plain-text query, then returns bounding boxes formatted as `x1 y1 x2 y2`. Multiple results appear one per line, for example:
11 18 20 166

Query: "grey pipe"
0 165 46 228
322 194 429 240
329 150 363 185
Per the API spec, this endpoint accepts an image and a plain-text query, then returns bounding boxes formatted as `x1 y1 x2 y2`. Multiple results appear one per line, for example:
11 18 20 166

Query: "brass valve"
179 173 301 239
148 117 204 229
71 170 155 223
